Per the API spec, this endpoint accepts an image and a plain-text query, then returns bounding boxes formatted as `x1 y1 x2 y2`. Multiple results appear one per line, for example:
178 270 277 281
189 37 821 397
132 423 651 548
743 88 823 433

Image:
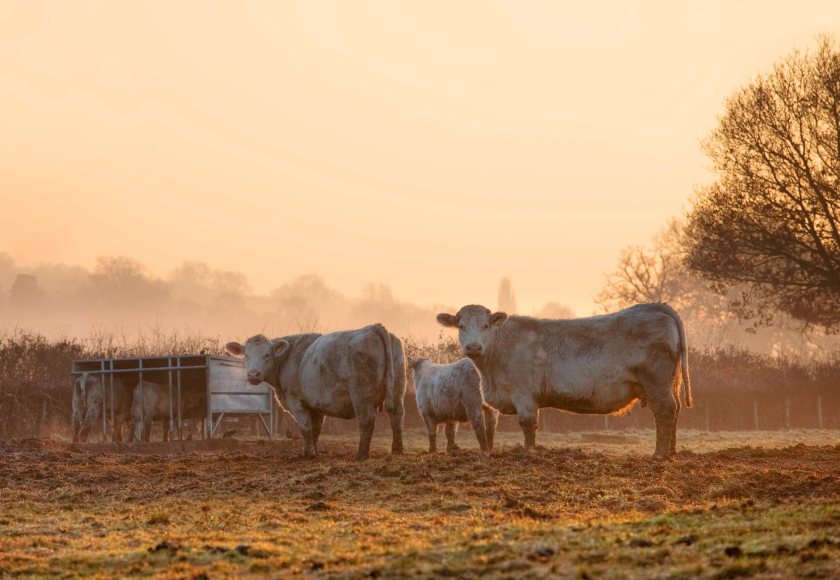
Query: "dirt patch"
1 433 839 577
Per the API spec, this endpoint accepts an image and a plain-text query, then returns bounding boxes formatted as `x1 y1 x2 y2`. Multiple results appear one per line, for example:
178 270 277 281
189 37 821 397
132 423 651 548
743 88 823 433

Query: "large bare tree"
685 36 840 331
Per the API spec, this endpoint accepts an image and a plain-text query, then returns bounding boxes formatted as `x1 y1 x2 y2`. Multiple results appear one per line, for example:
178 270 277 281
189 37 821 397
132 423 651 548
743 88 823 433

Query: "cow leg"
354 405 376 461
423 415 438 453
651 396 677 459
163 420 171 443
286 401 315 458
671 396 681 455
467 406 489 452
72 423 81 443
445 422 459 452
387 399 405 456
310 411 325 452
514 400 538 449
483 405 499 451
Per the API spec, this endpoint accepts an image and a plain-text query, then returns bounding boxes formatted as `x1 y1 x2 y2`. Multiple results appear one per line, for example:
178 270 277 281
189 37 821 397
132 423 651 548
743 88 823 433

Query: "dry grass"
1 430 839 578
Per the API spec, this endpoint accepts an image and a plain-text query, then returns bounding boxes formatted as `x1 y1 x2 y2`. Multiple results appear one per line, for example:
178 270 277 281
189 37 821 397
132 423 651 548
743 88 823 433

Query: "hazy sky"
1 1 838 315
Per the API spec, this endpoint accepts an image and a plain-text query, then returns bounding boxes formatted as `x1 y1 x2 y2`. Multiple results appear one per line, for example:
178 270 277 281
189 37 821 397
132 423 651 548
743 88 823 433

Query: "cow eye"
263 353 270 360
458 324 465 331
482 324 489 330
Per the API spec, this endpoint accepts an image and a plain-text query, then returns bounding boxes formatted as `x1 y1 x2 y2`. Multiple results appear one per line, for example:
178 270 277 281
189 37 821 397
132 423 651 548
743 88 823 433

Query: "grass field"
1 429 839 578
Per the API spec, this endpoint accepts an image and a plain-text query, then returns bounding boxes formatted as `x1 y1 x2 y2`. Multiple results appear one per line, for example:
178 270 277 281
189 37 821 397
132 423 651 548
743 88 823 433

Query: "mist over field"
1 250 837 359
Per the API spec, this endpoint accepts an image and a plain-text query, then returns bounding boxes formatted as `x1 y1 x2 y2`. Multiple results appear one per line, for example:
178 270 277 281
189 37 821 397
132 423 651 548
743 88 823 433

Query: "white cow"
408 357 499 453
437 303 692 458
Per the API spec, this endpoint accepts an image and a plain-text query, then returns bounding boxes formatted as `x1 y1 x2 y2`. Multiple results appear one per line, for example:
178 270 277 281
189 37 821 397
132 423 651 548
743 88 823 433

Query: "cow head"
436 304 507 360
225 334 290 385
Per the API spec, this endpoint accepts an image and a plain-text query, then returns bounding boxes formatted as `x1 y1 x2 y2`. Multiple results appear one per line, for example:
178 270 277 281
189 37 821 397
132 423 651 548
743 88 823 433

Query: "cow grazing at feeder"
72 373 104 442
72 374 135 442
225 324 405 460
131 380 205 442
436 303 692 458
408 357 499 453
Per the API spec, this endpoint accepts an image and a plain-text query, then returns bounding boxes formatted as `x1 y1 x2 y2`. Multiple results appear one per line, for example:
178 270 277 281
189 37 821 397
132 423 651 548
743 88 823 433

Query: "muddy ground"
1 430 839 578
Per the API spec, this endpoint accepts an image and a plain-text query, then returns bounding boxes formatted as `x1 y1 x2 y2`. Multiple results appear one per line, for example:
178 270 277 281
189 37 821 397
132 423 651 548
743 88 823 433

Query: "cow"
225 324 405 460
436 303 692 459
72 373 104 442
131 380 205 442
72 374 134 442
408 357 499 453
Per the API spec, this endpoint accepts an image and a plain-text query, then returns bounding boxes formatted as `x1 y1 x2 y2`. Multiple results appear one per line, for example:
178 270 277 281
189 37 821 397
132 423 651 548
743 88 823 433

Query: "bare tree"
596 220 690 310
685 36 840 331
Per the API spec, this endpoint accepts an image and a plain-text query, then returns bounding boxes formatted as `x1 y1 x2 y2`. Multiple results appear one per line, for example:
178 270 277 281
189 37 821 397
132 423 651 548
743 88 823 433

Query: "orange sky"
1 1 837 315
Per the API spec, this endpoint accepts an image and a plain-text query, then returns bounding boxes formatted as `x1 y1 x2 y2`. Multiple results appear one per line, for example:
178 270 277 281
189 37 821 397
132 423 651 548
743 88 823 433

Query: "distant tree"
497 277 517 314
533 302 574 319
9 274 45 310
685 36 840 331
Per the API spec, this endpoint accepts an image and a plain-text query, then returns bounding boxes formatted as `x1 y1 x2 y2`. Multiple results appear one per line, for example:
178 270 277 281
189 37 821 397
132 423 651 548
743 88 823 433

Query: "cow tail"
373 324 396 413
659 303 692 408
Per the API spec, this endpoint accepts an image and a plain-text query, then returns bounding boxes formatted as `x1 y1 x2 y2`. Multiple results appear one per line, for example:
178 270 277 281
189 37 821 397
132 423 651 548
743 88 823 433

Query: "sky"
1 1 838 316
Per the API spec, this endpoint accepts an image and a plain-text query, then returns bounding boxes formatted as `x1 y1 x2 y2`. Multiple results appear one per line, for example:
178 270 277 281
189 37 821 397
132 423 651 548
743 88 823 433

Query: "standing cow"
72 373 104 442
436 303 692 458
225 324 405 460
408 357 499 453
72 375 140 442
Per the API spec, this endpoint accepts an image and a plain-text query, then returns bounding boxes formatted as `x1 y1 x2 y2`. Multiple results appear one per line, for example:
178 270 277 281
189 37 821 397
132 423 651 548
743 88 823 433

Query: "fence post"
785 397 791 430
753 397 759 431
817 395 824 429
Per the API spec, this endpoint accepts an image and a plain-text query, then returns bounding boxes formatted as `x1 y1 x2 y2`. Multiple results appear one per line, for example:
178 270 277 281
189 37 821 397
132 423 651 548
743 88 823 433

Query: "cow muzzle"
464 343 484 358
247 372 263 385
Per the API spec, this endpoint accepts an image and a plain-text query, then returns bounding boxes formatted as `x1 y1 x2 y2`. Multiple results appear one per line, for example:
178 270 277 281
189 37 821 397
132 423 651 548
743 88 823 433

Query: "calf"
408 357 499 453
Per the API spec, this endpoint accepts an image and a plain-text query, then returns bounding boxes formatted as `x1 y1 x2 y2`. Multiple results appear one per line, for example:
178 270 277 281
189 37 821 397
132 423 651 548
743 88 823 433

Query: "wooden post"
817 395 824 429
785 398 791 430
753 397 759 431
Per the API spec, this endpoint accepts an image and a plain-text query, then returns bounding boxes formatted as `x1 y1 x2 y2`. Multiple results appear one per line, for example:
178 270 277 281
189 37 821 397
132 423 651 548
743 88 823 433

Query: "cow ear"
225 342 245 358
490 312 508 326
436 313 458 328
406 356 418 369
272 339 290 356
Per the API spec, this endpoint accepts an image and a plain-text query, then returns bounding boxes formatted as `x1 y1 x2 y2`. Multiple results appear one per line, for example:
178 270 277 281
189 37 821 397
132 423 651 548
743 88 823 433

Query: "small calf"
408 357 499 453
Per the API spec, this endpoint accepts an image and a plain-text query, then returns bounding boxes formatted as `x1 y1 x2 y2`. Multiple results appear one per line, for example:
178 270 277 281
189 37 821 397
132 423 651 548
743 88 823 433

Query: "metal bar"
109 360 115 442
70 364 211 375
257 413 271 437
139 359 144 442
177 357 183 441
211 412 225 436
100 360 106 439
205 355 211 439
167 357 174 443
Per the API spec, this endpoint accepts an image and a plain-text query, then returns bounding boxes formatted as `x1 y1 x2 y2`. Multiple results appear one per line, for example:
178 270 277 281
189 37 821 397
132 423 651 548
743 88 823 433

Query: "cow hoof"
652 452 673 461
353 453 370 462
